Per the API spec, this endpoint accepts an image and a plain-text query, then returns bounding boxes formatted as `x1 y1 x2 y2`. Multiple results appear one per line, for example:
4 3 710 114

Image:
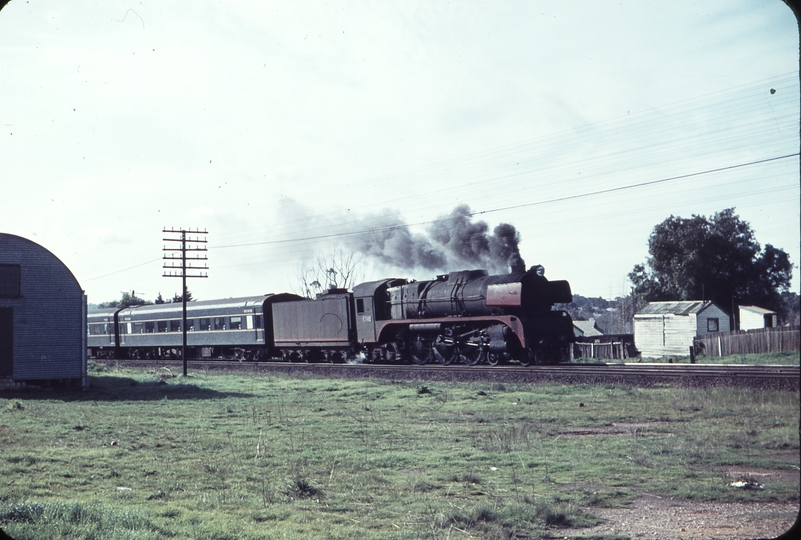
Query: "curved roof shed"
0 233 87 388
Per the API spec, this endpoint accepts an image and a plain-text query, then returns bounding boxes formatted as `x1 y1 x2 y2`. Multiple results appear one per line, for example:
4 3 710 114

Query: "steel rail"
94 358 799 389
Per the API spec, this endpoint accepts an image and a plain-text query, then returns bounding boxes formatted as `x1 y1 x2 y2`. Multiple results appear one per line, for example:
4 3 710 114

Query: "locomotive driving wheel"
409 336 432 365
459 344 486 366
433 335 457 365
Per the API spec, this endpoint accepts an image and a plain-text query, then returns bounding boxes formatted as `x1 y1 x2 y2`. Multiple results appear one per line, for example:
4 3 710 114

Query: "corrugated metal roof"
636 300 713 316
573 319 603 336
739 305 776 315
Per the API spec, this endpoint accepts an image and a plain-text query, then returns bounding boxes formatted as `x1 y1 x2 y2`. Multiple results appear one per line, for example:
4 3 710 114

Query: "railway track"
94 358 800 390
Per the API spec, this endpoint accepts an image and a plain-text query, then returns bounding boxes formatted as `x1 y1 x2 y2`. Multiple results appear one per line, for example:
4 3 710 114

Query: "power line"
212 152 799 250
83 258 161 282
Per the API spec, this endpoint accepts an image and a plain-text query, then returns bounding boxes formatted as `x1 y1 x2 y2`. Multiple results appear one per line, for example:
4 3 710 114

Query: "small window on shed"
707 318 719 332
356 298 365 314
0 264 21 298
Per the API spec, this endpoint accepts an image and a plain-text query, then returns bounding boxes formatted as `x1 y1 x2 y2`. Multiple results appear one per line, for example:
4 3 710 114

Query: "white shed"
633 301 730 358
738 305 778 331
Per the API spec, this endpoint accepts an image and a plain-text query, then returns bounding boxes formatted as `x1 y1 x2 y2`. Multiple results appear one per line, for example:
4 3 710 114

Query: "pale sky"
1 0 798 305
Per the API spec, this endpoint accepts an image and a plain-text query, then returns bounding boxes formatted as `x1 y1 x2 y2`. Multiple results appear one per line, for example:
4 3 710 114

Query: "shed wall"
739 309 776 331
696 304 730 335
0 235 85 383
634 314 698 357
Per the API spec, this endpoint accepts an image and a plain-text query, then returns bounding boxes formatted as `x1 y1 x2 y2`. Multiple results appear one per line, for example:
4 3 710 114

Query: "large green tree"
629 208 793 324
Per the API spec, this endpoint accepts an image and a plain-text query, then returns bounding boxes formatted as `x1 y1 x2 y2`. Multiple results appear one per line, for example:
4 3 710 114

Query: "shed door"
0 307 12 376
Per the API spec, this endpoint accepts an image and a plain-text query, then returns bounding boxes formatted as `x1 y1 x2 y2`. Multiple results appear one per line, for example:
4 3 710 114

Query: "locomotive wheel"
437 348 457 365
486 352 501 366
460 345 486 366
385 342 403 363
519 348 535 367
409 337 432 365
433 336 457 365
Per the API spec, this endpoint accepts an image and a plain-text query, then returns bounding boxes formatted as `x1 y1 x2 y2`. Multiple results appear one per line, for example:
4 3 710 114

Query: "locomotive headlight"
532 265 545 277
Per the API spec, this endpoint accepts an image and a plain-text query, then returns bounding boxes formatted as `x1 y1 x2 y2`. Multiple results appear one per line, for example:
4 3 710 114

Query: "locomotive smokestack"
510 255 526 274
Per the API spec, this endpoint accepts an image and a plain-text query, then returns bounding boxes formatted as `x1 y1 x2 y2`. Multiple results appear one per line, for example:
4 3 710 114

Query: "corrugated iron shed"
0 233 87 389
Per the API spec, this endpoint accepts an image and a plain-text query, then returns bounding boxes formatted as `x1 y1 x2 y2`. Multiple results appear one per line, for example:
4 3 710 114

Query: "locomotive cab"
352 278 409 343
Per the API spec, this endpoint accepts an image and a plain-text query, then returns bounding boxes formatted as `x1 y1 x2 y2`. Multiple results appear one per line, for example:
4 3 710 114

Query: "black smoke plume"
346 205 526 274
279 200 526 275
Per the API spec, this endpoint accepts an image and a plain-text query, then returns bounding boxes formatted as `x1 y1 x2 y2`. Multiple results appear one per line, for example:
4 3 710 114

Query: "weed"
285 475 322 500
3 399 23 412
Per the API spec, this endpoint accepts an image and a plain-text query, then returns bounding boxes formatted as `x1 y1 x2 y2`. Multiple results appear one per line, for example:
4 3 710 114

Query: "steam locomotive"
88 265 574 366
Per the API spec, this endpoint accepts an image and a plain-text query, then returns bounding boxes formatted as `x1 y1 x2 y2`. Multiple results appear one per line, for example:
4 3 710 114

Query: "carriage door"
0 307 12 377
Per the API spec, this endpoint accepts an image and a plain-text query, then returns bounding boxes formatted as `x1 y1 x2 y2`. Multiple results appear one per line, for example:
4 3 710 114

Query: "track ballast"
94 359 800 390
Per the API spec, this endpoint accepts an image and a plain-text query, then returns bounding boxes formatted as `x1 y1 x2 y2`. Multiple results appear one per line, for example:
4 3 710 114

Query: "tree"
778 291 800 326
97 291 151 308
629 208 793 325
296 248 363 298
155 293 165 304
172 289 194 303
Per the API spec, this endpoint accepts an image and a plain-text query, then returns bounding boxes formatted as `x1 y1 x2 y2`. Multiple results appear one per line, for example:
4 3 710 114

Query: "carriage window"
145 321 155 333
170 320 181 332
230 316 243 330
157 321 168 332
200 318 211 331
120 323 129 335
707 318 719 332
213 317 225 330
188 320 195 331
356 299 365 314
132 322 144 334
254 315 263 329
89 324 105 335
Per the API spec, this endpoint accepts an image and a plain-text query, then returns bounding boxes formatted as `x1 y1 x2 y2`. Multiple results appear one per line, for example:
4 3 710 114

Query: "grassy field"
634 350 800 365
0 358 798 539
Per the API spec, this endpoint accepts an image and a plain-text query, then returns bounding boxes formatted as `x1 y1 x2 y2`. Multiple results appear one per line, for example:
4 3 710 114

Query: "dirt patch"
719 465 801 486
546 494 799 539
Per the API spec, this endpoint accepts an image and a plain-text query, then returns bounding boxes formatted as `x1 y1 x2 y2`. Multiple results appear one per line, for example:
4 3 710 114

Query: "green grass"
0 364 798 539
635 350 800 365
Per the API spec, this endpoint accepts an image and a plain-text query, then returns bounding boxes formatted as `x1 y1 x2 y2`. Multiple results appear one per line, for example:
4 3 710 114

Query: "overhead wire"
85 73 799 284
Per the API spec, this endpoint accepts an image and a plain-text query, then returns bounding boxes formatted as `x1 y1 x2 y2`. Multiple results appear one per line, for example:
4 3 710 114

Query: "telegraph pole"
163 228 208 376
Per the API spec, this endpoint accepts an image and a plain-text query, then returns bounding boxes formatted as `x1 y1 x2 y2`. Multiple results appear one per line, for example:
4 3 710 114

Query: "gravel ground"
546 494 799 539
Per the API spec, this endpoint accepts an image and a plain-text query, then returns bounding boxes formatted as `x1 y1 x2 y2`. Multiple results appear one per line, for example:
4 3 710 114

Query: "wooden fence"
693 325 800 357
573 342 628 360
